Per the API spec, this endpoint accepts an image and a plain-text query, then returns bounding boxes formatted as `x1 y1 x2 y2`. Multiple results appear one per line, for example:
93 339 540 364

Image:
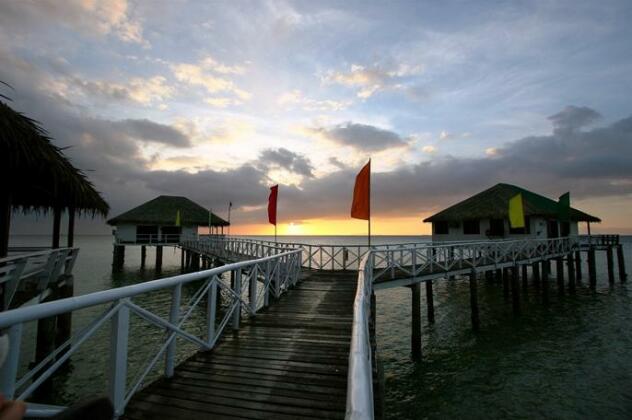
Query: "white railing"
344 235 580 418
0 249 302 417
115 233 189 245
0 248 79 311
345 252 374 420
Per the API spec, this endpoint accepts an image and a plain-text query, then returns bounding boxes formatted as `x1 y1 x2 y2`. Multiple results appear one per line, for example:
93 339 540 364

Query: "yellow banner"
175 210 181 227
509 194 525 229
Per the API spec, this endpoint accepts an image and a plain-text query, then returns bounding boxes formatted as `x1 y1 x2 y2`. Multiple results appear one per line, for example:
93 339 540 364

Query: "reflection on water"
9 235 632 419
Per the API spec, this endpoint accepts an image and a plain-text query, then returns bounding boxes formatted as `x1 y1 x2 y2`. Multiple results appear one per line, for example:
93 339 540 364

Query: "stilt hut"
424 183 600 242
107 196 228 269
0 98 109 257
107 196 229 245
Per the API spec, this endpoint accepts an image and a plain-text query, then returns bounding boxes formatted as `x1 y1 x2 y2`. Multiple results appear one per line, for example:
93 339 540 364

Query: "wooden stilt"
0 192 11 258
511 265 520 316
542 260 549 304
55 276 74 366
140 246 147 269
556 257 564 295
52 206 62 249
502 268 509 302
485 270 493 281
112 245 125 270
617 245 627 282
567 253 576 293
35 286 59 397
521 264 528 291
411 283 422 361
180 248 185 271
425 280 435 324
532 262 540 287
67 207 75 248
575 251 582 280
156 246 163 271
469 269 480 331
588 247 597 289
607 246 615 284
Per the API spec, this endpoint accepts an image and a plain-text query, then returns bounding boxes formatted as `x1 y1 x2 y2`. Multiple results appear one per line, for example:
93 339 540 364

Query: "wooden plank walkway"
123 270 357 420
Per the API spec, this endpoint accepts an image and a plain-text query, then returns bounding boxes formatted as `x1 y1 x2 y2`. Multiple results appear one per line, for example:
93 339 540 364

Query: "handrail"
344 235 581 418
345 252 374 420
0 248 302 417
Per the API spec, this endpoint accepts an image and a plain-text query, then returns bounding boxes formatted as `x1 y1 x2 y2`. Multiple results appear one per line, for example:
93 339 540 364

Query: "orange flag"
351 160 371 220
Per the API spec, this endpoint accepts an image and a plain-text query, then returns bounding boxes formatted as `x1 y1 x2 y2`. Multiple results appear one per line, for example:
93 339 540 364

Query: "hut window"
434 221 449 235
488 219 504 237
560 221 570 237
463 220 480 235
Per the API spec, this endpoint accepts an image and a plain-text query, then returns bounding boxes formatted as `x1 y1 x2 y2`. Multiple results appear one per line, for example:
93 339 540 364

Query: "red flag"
268 185 278 225
351 160 370 220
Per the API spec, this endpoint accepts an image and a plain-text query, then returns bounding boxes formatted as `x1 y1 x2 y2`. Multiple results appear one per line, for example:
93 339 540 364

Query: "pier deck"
123 270 357 420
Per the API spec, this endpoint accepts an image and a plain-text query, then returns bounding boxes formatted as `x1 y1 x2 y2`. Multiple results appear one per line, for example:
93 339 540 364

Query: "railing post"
232 268 242 330
207 277 217 347
250 264 258 314
109 301 130 416
0 323 23 399
165 283 182 378
264 260 271 307
274 259 281 297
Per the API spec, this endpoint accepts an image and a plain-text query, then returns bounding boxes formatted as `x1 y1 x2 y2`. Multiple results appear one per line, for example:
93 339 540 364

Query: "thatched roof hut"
108 196 228 227
0 98 109 256
423 183 600 223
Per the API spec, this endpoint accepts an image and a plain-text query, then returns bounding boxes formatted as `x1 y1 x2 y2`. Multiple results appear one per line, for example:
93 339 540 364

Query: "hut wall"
114 224 136 243
432 217 578 242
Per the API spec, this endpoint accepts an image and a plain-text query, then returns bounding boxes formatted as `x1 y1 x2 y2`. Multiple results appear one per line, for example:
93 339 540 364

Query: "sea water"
7 235 632 419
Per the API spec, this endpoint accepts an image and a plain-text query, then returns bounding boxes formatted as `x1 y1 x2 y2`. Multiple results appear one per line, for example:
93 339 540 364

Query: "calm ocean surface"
9 234 632 419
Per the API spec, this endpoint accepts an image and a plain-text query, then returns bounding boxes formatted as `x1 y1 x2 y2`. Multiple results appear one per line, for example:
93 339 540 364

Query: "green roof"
107 196 229 226
423 183 600 223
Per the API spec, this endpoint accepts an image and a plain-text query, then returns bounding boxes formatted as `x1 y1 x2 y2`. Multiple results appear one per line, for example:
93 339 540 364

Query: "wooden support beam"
575 250 582 280
34 286 59 398
156 246 163 271
567 252 576 293
607 246 615 284
588 247 597 289
67 207 75 248
556 258 564 295
425 280 435 324
411 283 422 361
180 248 185 271
52 206 62 249
56 276 74 366
521 264 528 291
511 265 520 316
469 269 480 331
617 245 627 282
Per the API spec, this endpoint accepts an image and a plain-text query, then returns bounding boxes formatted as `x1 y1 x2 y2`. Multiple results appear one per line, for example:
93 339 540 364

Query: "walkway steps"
123 270 357 420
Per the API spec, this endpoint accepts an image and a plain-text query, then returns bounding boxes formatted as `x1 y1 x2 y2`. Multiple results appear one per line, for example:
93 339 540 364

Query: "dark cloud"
548 106 602 134
115 118 190 147
315 122 408 152
258 148 314 178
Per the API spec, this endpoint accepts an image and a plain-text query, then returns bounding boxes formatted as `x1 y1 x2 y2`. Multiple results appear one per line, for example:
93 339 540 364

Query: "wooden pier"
124 270 356 420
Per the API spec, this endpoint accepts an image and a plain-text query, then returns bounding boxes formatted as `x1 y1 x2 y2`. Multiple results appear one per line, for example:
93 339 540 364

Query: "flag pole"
368 159 371 248
227 203 231 237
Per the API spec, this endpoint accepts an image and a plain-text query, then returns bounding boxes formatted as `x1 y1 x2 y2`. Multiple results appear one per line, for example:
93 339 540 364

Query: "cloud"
258 148 314 178
422 145 437 154
114 119 190 147
313 122 409 152
548 105 602 134
68 75 174 106
277 89 351 111
322 62 423 99
171 57 250 103
0 0 147 45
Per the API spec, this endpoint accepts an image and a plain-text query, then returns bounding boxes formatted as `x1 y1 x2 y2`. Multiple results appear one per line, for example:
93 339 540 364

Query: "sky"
2 0 632 235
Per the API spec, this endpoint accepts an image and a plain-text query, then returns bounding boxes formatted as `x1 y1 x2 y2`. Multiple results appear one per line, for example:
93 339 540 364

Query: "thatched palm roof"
423 183 600 223
0 100 109 215
107 196 229 226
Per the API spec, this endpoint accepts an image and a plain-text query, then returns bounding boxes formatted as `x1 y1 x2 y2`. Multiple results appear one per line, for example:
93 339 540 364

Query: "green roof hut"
423 183 600 242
